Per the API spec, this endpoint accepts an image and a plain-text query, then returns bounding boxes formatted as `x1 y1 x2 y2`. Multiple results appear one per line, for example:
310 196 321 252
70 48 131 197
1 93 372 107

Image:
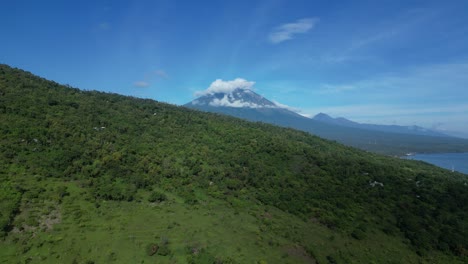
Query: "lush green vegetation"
1 64 467 263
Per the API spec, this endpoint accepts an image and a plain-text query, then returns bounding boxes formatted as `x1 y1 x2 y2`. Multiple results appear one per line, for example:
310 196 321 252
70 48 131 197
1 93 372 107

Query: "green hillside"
1 64 467 263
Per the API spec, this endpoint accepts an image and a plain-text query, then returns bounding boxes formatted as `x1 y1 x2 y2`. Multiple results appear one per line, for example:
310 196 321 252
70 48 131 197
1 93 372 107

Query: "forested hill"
1 64 467 263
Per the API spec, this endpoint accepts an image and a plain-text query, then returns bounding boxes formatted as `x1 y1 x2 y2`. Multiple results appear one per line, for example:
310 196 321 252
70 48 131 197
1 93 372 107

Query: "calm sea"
405 152 468 174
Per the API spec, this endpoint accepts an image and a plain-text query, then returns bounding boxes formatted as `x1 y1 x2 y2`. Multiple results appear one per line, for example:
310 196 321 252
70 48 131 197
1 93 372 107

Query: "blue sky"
2 0 468 137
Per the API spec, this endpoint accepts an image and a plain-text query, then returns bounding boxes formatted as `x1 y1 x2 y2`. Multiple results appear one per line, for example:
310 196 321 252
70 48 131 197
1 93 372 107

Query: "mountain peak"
313 113 357 126
313 112 333 120
187 88 279 109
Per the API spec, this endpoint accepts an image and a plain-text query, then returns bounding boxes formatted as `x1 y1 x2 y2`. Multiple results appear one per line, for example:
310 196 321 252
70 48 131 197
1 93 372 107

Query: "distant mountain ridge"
185 88 468 155
312 112 449 137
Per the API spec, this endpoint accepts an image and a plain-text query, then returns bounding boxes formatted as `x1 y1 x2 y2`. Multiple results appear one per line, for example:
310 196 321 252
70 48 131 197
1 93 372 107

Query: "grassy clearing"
1 177 464 264
1 178 289 263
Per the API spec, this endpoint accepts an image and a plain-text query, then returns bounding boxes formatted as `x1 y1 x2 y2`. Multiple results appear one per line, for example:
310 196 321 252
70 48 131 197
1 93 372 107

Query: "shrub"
157 244 171 256
148 191 166 203
146 243 159 256
351 229 366 240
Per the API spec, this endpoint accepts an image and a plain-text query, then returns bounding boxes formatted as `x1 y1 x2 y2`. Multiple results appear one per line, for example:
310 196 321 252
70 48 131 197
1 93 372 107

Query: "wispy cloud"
293 62 468 133
316 84 357 94
269 18 319 44
319 8 438 65
350 30 399 50
314 62 468 99
154 70 169 79
98 22 111 31
320 30 399 65
271 100 303 113
320 54 355 64
133 69 169 88
133 81 150 88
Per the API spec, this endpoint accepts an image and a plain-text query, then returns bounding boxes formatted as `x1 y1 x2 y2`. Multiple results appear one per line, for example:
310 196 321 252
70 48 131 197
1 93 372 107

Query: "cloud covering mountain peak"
195 78 255 97
189 78 283 109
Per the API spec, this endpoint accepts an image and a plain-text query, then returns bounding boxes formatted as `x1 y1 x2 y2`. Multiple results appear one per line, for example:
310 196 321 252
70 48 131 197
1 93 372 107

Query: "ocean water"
405 152 468 174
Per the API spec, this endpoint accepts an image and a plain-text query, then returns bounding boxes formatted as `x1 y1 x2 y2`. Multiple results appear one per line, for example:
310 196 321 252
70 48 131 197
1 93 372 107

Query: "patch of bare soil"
262 212 272 219
11 206 61 236
39 209 61 231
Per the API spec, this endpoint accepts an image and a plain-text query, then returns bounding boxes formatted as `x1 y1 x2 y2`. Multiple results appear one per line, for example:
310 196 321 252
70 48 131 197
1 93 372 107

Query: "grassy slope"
0 64 467 263
0 175 443 264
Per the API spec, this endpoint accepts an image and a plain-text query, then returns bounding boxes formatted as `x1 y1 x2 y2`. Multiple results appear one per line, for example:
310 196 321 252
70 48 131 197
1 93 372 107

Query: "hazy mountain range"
312 112 448 137
185 88 468 155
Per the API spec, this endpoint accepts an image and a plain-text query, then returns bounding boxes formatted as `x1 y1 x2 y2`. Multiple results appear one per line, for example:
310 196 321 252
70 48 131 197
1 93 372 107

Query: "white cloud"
271 100 302 113
195 78 255 97
209 98 277 109
133 81 150 88
269 18 319 44
208 94 267 108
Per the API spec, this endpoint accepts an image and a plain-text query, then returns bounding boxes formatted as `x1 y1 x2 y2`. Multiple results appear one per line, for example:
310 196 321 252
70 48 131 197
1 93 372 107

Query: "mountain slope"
1 64 467 263
190 88 278 108
186 90 468 155
313 112 449 137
